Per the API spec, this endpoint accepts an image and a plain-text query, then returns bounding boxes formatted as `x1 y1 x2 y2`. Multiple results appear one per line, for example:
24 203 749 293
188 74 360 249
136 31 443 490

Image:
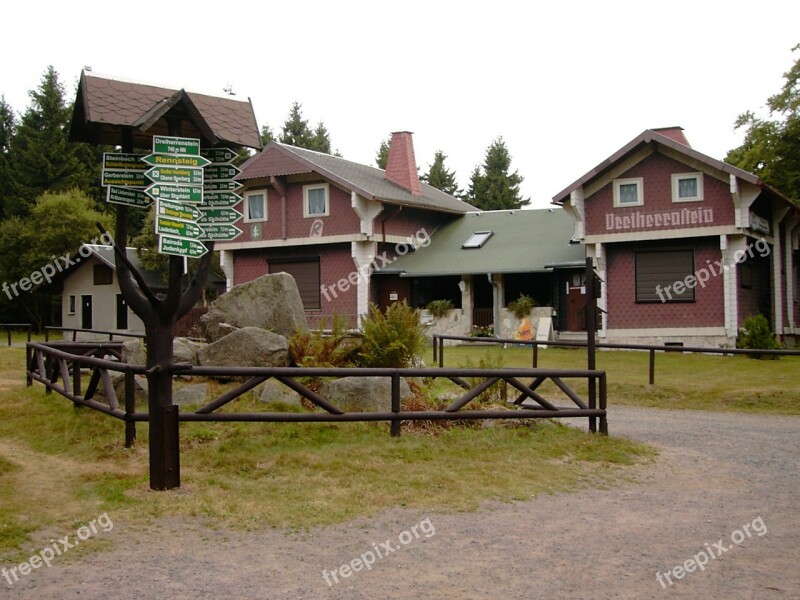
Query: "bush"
470 324 494 338
359 301 426 368
426 299 455 319
288 314 361 368
736 314 782 358
460 351 508 405
506 294 537 320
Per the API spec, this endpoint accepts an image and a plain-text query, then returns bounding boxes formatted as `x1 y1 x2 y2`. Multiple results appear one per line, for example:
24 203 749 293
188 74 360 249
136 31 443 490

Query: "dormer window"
462 231 493 249
613 177 643 207
672 173 703 202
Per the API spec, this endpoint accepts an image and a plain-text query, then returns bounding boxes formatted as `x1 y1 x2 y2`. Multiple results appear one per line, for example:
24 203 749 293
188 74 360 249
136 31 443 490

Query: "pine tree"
422 150 461 196
9 67 97 215
375 136 390 169
260 124 275 146
0 96 16 220
278 102 335 154
466 137 529 210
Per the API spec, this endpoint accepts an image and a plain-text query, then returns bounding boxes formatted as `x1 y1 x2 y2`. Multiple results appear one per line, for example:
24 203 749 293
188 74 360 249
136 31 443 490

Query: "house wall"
232 244 359 324
235 181 362 244
605 238 725 330
585 152 735 236
61 256 144 338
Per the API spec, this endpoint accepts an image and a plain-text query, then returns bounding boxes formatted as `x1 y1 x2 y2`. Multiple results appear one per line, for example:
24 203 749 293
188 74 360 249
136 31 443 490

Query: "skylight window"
462 231 493 249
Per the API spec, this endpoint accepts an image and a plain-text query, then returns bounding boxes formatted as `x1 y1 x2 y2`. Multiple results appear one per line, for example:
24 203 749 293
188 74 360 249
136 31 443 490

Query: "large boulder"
200 273 307 341
318 376 412 413
196 327 290 368
173 337 206 365
257 379 303 408
121 339 146 366
173 383 209 407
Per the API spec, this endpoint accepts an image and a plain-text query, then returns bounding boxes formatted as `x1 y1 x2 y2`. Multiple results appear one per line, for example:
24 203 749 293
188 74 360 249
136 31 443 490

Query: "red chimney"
651 126 691 147
385 131 421 196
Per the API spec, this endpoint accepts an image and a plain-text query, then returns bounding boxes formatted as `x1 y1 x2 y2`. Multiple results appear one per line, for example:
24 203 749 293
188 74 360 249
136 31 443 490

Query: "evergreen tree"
260 123 275 146
726 45 800 203
0 96 16 220
375 136 390 169
8 67 97 216
310 122 333 153
278 102 335 154
466 137 529 210
422 150 461 196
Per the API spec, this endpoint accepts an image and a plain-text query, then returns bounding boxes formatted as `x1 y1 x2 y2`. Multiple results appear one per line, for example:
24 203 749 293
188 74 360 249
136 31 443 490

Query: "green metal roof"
379 208 585 277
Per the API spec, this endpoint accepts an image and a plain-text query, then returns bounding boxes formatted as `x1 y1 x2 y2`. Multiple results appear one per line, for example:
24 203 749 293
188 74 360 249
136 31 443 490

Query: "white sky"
3 0 799 208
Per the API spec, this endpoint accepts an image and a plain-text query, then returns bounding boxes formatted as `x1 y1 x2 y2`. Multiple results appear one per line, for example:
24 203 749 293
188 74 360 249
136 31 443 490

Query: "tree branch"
103 210 156 317
177 241 216 318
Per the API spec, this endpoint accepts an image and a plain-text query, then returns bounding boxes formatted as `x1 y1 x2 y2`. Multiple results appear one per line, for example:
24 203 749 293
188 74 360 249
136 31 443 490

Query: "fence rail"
432 334 800 385
44 326 146 342
0 323 32 346
26 340 608 452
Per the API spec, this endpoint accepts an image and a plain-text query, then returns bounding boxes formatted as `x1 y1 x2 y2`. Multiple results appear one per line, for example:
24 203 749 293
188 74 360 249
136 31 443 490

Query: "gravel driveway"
6 407 800 599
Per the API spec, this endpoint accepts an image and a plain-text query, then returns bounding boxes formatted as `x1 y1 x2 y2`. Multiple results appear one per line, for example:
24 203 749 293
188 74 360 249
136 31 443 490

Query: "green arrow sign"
155 216 205 239
102 169 148 187
204 180 243 192
153 136 201 156
143 153 211 168
201 191 242 207
198 207 243 224
158 235 208 258
145 184 203 203
199 224 243 241
201 147 237 164
156 199 202 222
204 164 242 180
103 152 146 171
107 185 152 208
145 166 204 185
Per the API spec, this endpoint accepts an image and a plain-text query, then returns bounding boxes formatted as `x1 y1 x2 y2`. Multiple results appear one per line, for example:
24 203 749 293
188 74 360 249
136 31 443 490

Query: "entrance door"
564 272 586 332
81 295 93 329
116 294 128 330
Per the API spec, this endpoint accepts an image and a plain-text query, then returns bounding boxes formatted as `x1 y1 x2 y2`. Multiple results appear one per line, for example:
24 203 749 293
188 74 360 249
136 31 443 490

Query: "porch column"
772 207 790 336
720 235 740 337
588 243 607 338
461 276 473 335
786 217 800 331
351 241 377 327
219 249 234 292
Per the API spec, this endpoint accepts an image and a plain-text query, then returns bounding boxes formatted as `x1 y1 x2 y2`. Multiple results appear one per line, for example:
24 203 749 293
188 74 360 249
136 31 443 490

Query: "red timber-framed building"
553 127 799 347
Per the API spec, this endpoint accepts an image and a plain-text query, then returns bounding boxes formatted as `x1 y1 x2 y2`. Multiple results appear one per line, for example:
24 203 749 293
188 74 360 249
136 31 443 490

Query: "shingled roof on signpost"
69 71 262 150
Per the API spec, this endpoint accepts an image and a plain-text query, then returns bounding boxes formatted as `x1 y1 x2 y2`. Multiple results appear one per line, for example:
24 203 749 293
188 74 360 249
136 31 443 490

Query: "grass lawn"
437 343 800 415
0 345 654 562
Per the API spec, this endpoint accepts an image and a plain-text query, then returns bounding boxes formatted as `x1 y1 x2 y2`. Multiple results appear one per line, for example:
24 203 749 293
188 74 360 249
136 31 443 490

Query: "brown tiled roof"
69 72 261 150
238 142 477 214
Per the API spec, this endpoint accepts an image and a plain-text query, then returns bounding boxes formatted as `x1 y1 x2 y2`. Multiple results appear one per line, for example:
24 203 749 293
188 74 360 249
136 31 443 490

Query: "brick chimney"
385 131 421 195
651 126 690 147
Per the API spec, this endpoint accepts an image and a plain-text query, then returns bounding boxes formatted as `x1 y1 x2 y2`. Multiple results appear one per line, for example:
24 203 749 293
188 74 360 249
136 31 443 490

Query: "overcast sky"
3 0 799 208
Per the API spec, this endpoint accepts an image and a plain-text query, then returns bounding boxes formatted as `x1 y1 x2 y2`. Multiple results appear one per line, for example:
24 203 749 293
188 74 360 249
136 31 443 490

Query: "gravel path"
6 407 800 599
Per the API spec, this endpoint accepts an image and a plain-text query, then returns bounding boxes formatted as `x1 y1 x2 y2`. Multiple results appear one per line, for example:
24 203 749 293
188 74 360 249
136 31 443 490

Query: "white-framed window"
68 295 76 315
613 177 644 207
671 172 703 202
462 231 494 249
303 183 329 218
244 190 267 222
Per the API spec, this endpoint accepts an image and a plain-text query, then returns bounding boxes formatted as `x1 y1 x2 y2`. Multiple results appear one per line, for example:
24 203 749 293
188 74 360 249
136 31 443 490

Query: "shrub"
736 313 782 358
426 299 455 319
459 351 508 405
288 314 361 368
470 324 494 338
359 301 426 368
506 294 537 320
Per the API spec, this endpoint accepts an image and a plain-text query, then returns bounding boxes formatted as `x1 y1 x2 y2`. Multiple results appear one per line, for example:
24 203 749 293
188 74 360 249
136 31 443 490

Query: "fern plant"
359 301 426 368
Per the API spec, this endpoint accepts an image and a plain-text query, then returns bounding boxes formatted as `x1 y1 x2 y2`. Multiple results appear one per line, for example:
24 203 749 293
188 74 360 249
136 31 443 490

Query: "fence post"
125 371 136 448
72 360 81 397
599 373 608 435
6 327 10 347
532 342 538 368
432 335 437 365
649 348 655 386
26 344 32 386
438 336 444 368
390 371 401 437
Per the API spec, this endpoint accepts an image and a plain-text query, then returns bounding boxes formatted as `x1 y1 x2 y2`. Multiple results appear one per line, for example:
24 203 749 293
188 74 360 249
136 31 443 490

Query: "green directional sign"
201 147 237 164
155 216 205 239
204 180 243 192
198 207 243 225
102 169 148 187
145 183 203 203
143 153 211 168
158 235 208 258
201 191 242 207
156 199 202 222
103 152 146 171
199 224 243 241
107 185 152 208
145 166 204 185
204 164 242 180
153 136 201 156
